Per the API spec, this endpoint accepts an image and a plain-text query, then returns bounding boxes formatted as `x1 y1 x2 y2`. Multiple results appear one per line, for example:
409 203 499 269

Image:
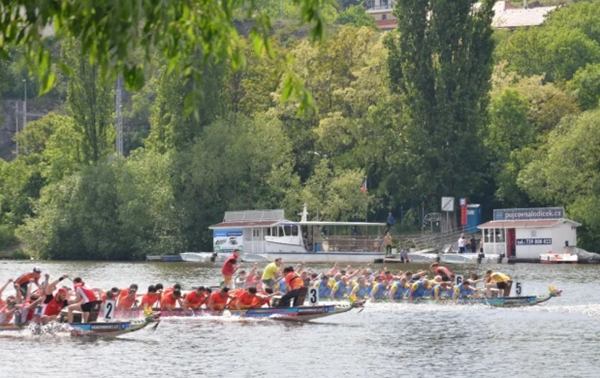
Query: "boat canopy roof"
299 221 386 227
478 219 581 229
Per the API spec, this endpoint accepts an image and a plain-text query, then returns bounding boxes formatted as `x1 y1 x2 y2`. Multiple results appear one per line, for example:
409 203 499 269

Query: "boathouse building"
477 207 580 259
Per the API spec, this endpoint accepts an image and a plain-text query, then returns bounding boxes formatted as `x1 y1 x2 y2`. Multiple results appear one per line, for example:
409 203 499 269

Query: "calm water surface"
0 260 599 378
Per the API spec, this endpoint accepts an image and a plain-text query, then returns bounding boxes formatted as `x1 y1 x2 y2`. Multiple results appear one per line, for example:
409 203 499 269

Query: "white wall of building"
514 223 577 259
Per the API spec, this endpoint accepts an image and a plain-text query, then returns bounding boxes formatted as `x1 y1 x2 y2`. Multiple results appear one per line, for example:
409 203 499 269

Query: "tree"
569 63 600 111
337 5 379 29
0 0 327 112
63 39 115 164
385 0 495 202
518 109 600 250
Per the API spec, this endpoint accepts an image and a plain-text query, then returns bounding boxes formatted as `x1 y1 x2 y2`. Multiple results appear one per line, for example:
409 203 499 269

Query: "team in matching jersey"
0 261 513 326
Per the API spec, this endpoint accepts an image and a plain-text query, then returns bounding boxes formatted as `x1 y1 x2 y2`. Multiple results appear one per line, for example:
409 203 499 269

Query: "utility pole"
20 79 27 157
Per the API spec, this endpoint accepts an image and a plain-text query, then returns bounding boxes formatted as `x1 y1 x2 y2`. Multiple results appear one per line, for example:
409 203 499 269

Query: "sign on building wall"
213 229 244 252
493 207 564 221
516 238 552 246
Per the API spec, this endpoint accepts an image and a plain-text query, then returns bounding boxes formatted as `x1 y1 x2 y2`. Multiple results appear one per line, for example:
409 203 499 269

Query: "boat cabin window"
284 225 294 236
265 228 271 236
291 225 298 236
252 229 260 237
279 227 285 237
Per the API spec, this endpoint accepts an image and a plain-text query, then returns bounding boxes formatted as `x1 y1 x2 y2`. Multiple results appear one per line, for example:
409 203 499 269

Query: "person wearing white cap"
14 267 42 297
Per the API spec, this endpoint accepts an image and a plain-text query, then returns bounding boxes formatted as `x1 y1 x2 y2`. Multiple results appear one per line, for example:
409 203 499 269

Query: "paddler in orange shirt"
160 289 183 311
117 285 139 310
276 266 306 308
139 285 161 311
15 267 42 297
183 287 208 310
208 287 231 311
235 287 259 311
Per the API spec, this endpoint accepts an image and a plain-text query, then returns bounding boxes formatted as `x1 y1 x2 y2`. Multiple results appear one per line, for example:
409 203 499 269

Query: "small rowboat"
109 304 357 322
0 313 160 337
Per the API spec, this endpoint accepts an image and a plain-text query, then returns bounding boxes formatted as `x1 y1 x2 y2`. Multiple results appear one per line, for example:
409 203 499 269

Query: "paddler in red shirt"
221 249 243 288
430 263 454 282
208 287 232 311
66 277 101 323
117 284 139 310
183 287 208 310
276 266 306 308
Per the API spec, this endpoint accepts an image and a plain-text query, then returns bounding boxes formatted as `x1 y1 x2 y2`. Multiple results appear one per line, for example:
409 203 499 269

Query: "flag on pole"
361 178 367 194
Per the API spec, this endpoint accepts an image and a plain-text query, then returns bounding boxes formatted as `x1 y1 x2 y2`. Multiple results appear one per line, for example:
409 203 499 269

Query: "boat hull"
365 295 554 307
252 251 386 263
110 304 355 322
0 316 158 337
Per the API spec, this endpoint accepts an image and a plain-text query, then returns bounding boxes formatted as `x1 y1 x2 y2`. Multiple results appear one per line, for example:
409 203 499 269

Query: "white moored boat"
195 205 387 263
539 251 578 264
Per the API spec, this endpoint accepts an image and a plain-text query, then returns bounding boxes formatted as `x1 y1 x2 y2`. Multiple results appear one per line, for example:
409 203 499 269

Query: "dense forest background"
1 0 600 259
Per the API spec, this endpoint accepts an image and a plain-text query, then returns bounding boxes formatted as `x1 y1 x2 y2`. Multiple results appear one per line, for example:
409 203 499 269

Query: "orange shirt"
251 295 270 308
15 272 40 286
285 272 304 291
184 291 206 309
160 293 179 308
140 293 160 308
209 292 229 310
236 291 256 309
117 294 137 309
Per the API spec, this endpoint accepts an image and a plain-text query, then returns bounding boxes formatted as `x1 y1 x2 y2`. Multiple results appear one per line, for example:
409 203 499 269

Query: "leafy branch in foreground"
0 0 327 113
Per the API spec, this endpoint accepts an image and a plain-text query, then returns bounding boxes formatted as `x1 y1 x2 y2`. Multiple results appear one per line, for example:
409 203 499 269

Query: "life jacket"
390 282 404 300
332 281 348 299
411 282 429 298
316 281 332 298
371 283 386 299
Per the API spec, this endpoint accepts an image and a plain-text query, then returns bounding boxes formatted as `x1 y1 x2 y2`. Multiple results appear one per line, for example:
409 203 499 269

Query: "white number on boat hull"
308 287 319 305
104 300 115 320
455 275 464 285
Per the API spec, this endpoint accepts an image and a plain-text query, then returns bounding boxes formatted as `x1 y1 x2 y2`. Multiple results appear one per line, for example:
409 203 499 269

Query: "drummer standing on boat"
262 258 283 289
222 249 242 288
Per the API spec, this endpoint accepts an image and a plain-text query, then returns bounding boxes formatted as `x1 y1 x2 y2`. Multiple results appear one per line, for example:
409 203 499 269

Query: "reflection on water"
0 261 599 377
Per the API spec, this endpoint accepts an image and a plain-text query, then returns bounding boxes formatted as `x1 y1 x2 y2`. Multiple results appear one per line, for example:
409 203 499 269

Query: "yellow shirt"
490 272 510 282
262 263 279 280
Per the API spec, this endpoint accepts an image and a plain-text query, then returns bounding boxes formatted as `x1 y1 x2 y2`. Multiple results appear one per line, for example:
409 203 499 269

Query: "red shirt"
75 283 98 303
15 272 40 286
42 294 68 316
221 254 238 276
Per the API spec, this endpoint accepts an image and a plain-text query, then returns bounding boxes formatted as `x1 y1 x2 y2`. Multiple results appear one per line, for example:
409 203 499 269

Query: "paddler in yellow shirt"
485 270 513 297
261 258 283 289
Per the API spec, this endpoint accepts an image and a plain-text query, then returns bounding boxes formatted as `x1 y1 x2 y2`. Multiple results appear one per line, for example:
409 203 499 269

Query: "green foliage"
63 39 115 164
518 109 600 249
386 0 495 203
497 2 600 82
0 0 327 113
337 5 378 29
569 63 600 110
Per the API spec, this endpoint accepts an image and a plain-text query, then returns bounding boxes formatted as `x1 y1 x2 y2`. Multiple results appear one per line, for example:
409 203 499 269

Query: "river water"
0 260 599 378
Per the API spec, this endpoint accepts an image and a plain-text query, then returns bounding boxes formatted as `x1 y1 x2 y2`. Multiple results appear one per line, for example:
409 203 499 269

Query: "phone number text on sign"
516 238 552 246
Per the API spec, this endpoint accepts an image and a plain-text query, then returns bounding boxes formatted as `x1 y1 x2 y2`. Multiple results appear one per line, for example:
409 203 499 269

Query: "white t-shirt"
458 237 466 248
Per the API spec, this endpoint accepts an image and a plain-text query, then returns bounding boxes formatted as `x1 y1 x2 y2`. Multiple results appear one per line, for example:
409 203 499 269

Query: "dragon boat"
0 311 160 337
108 303 357 322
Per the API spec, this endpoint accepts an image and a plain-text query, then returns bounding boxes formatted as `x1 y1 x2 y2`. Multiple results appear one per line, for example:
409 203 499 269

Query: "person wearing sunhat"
14 267 42 297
